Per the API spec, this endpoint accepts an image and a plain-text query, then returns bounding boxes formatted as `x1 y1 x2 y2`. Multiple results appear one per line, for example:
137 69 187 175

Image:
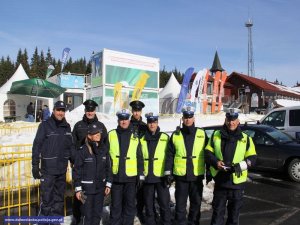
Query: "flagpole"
34 88 38 122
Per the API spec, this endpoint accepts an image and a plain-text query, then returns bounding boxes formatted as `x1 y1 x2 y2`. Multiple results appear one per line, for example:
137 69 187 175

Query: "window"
289 109 300 126
262 110 285 127
3 99 16 117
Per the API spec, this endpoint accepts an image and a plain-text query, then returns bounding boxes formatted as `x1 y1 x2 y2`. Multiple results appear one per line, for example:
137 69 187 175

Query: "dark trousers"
110 182 136 225
81 191 104 225
143 182 171 225
72 195 81 224
210 188 244 225
136 187 144 215
175 179 203 225
39 173 66 216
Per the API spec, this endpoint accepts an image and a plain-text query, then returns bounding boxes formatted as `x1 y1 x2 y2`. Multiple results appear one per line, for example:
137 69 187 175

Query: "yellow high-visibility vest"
109 130 139 176
172 129 206 176
206 130 256 184
140 133 169 177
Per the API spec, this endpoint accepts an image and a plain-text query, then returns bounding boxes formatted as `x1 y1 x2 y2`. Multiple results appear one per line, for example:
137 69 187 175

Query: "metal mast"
245 19 255 77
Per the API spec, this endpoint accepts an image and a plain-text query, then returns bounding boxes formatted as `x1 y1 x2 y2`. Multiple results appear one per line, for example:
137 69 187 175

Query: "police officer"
73 99 108 149
140 112 171 225
129 100 148 222
73 123 112 225
165 106 208 225
205 108 257 225
32 100 74 218
108 109 144 225
72 99 108 224
130 100 147 137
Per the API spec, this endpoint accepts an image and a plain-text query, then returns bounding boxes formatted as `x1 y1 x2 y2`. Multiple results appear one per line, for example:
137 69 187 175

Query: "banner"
211 71 221 113
202 71 210 114
176 67 195 113
61 47 71 72
190 69 205 103
113 82 123 109
131 73 150 101
197 69 208 113
46 65 55 78
218 72 227 112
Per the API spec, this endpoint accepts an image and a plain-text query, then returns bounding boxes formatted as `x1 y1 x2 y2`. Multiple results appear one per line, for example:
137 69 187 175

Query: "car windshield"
264 127 294 143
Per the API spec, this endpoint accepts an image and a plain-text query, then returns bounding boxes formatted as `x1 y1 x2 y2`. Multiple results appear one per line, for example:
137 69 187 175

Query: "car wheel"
287 158 300 182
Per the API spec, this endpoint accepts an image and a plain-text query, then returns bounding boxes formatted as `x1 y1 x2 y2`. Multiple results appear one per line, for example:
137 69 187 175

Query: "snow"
0 108 264 224
274 99 300 107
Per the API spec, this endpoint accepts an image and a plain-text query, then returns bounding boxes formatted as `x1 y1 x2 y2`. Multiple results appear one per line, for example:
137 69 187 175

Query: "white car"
259 106 300 140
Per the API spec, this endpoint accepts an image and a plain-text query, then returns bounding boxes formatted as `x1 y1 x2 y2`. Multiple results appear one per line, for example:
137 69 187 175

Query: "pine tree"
16 48 30 74
22 49 30 74
86 60 92 74
30 47 40 78
16 49 23 68
45 48 53 66
63 58 73 73
39 50 47 79
0 56 15 86
52 59 62 76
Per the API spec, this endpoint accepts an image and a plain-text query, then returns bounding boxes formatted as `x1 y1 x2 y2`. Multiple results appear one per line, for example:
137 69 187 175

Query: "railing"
0 123 40 136
0 143 73 224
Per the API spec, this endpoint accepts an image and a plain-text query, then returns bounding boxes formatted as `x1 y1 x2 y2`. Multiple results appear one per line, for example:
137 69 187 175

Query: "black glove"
164 175 174 188
80 191 87 204
205 171 213 185
231 163 242 178
32 166 41 179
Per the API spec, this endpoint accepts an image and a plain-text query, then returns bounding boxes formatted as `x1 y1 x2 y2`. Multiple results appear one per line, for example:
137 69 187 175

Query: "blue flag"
176 67 195 113
61 47 71 72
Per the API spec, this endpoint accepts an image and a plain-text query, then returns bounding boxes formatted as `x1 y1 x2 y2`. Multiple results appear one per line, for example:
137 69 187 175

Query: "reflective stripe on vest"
109 130 139 176
172 129 206 176
140 133 169 177
207 130 252 184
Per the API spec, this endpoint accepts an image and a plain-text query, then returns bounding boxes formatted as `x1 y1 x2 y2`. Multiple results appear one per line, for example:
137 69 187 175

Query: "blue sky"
1 0 300 86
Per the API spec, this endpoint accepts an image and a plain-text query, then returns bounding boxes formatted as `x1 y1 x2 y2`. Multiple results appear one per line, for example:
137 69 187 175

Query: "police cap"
145 112 159 123
116 109 131 120
83 99 98 112
53 101 66 110
225 108 239 121
182 106 195 118
87 123 102 135
130 100 145 111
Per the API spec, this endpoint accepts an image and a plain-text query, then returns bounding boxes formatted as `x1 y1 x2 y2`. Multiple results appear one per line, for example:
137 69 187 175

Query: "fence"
0 123 39 136
0 143 73 224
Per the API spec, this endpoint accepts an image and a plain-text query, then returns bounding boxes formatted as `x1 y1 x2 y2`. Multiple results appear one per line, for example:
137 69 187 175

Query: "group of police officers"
32 98 257 225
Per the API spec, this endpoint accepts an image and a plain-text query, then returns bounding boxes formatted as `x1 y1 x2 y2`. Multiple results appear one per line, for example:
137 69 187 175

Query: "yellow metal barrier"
0 122 40 136
0 143 73 223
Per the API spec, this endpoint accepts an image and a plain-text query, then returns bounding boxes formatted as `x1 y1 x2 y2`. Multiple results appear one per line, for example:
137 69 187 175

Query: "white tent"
0 64 32 121
0 64 29 94
159 73 181 114
159 73 181 99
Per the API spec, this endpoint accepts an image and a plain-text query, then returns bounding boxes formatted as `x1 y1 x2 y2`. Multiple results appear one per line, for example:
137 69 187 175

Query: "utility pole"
245 19 255 77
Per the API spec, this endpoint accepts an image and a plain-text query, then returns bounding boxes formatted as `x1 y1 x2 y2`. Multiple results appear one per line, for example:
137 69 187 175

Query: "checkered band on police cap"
225 108 239 120
145 112 159 123
116 109 131 120
182 106 195 117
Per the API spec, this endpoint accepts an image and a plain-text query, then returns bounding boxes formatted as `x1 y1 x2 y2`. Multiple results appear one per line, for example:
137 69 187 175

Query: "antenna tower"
245 19 255 77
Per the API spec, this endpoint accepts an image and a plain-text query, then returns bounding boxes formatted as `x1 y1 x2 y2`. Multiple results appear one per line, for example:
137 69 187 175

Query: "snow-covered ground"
0 107 264 224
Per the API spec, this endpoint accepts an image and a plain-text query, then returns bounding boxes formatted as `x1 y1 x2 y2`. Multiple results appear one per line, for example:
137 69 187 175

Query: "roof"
0 64 29 94
228 72 300 99
210 51 224 73
159 73 181 98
